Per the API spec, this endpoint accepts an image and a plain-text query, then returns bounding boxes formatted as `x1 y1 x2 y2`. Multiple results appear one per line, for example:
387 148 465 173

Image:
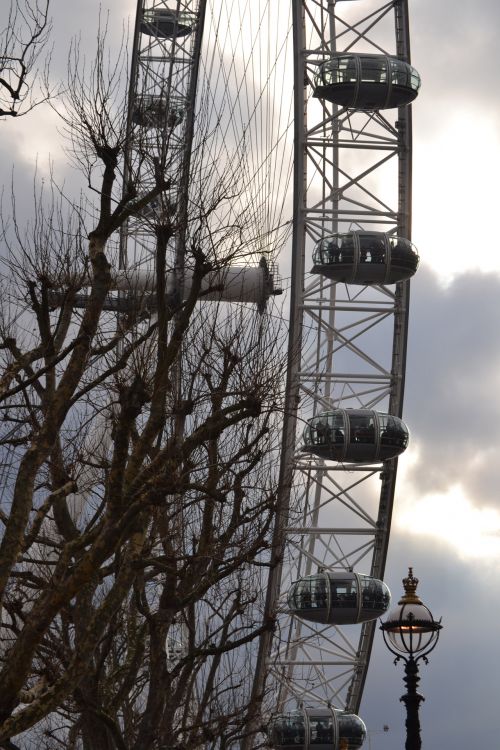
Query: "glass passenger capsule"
132 95 185 129
268 707 366 750
140 8 194 38
302 409 409 463
287 571 390 625
312 232 419 285
313 54 420 109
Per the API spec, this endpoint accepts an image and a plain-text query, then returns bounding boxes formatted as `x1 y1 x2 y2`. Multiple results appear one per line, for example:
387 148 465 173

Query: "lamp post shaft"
400 656 424 750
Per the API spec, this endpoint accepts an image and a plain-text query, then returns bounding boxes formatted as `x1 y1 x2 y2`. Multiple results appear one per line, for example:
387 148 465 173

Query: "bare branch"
0 1 51 118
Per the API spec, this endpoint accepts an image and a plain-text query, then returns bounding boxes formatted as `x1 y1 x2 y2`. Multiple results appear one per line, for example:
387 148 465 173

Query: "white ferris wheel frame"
248 0 415 730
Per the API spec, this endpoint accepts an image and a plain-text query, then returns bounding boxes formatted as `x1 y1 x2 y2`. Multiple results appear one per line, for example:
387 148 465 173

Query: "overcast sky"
363 0 500 745
1 1 499 748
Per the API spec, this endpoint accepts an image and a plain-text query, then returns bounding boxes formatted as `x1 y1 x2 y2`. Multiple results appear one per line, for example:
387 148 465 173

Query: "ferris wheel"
120 0 420 746
246 0 421 745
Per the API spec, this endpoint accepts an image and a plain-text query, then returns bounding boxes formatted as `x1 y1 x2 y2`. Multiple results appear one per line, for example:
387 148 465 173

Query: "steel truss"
122 0 290 700
119 0 207 676
114 0 282 320
120 0 206 278
250 0 414 729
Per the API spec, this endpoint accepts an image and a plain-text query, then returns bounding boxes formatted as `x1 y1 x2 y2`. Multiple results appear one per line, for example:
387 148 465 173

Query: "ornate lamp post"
380 568 442 750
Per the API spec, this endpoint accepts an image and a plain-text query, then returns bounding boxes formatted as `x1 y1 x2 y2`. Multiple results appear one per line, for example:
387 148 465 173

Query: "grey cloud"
412 0 500 127
403 264 500 503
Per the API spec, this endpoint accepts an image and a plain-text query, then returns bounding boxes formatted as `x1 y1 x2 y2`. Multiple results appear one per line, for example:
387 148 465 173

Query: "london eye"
116 0 419 744
246 0 420 744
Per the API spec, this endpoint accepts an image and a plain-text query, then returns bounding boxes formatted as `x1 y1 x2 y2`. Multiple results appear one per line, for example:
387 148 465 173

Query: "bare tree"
0 22 285 749
0 0 51 118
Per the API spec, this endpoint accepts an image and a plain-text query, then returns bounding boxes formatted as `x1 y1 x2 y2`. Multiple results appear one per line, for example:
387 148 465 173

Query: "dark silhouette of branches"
0 19 285 750
0 0 51 118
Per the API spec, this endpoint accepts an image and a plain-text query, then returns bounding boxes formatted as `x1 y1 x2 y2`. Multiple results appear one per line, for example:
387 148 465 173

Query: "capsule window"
323 56 357 85
332 577 357 608
343 57 357 83
321 234 355 265
410 71 421 90
311 420 328 446
360 575 390 612
319 60 333 86
309 413 344 446
272 718 305 746
360 56 387 83
339 235 355 263
291 576 328 609
359 234 386 264
316 237 340 265
338 57 357 84
379 414 408 448
390 237 418 272
390 59 408 86
310 715 334 744
338 713 367 749
310 576 328 607
389 237 411 252
348 413 375 445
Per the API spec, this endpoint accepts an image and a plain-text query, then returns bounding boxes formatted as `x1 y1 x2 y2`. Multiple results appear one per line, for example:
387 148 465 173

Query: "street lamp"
380 568 442 750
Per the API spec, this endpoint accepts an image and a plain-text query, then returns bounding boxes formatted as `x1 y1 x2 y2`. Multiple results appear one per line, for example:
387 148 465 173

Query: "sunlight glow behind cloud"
396 480 500 561
413 109 500 283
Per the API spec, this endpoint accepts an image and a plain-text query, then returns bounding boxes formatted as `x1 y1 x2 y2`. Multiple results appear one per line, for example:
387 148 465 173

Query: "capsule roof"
313 53 420 110
288 571 391 625
268 708 366 750
302 409 409 463
312 232 419 285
